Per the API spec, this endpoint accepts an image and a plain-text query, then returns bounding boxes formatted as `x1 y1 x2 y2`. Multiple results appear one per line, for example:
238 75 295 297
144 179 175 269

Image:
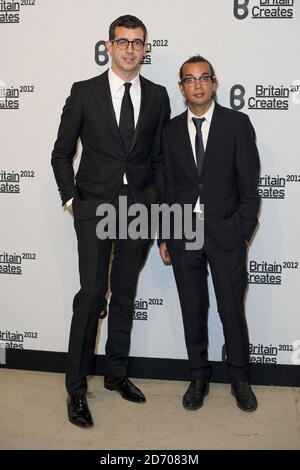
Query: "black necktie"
119 82 134 153
192 117 205 175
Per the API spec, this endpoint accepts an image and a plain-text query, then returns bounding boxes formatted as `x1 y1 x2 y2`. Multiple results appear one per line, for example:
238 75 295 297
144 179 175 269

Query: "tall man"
160 56 260 412
52 15 170 428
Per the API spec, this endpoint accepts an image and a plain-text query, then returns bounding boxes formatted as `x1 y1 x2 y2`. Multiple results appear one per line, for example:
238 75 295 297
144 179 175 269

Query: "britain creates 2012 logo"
230 83 300 111
233 0 295 20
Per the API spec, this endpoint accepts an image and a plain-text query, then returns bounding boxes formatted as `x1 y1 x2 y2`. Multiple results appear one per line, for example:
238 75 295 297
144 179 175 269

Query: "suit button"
199 184 203 188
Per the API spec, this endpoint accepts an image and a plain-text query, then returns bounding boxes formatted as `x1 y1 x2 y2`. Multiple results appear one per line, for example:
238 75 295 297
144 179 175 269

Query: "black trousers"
66 187 151 396
167 230 250 383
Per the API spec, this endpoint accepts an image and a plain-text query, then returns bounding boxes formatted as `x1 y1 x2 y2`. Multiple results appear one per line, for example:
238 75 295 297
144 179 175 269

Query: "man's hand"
65 198 74 216
159 242 171 265
65 202 74 217
67 204 74 216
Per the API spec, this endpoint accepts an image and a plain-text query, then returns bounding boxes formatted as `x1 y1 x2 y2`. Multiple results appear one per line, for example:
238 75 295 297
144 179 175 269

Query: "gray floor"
0 368 299 450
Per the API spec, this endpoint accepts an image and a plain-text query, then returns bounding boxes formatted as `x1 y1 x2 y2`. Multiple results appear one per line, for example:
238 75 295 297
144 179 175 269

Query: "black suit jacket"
162 103 261 250
51 70 170 214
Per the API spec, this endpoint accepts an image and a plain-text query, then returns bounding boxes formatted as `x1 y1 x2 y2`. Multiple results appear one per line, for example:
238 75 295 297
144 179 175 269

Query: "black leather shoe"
182 380 209 410
231 382 258 412
104 376 146 403
67 394 94 428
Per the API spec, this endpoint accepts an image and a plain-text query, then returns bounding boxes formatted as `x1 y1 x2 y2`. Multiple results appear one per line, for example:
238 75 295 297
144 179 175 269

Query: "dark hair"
109 15 147 42
179 55 216 81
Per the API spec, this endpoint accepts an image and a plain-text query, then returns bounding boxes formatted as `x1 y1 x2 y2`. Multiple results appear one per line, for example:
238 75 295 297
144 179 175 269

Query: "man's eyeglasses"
181 75 215 86
111 38 145 51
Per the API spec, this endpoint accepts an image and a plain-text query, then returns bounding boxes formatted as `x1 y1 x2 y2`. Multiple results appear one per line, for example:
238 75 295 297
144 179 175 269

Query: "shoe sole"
68 416 94 428
182 388 209 411
183 403 203 411
104 383 146 403
231 390 258 412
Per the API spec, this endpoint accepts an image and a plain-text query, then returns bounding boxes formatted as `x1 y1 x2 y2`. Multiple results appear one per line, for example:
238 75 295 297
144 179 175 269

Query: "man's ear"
179 81 186 98
212 78 218 93
106 40 112 56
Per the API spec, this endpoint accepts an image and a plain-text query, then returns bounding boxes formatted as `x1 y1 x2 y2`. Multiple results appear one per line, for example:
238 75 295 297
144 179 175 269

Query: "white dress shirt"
66 68 141 208
187 100 215 212
108 68 141 184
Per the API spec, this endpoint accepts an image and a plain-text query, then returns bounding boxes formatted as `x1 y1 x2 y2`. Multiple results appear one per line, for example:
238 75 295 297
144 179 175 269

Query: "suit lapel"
177 111 199 178
90 70 122 145
200 102 225 179
90 72 151 154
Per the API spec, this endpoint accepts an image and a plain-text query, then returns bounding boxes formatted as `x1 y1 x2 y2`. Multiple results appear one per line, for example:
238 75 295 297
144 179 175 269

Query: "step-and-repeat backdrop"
1 0 300 370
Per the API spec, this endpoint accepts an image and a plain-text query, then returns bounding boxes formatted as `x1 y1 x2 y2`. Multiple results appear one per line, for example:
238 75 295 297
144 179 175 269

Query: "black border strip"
0 349 299 386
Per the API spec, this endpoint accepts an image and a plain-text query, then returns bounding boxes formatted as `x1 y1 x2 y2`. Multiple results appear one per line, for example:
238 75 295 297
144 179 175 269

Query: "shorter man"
160 56 260 412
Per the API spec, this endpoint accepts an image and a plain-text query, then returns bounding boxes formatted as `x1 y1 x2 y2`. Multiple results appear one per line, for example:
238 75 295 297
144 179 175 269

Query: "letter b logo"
95 40 109 66
230 85 246 111
233 0 249 19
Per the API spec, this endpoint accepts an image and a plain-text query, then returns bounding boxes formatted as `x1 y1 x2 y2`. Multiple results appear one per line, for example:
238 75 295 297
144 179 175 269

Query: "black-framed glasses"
181 75 215 86
111 38 145 51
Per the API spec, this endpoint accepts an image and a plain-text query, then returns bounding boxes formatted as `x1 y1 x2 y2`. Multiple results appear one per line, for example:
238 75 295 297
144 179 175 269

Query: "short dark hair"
109 15 147 42
179 55 216 81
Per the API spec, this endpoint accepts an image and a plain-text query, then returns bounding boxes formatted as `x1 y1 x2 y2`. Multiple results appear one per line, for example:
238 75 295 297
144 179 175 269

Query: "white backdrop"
1 0 300 371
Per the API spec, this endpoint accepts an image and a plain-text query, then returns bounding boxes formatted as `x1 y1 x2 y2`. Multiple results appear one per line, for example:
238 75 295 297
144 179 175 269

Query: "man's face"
179 62 217 113
106 27 146 78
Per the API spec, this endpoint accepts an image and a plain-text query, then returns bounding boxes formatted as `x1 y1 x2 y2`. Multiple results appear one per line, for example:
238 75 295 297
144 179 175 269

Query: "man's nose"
127 42 134 52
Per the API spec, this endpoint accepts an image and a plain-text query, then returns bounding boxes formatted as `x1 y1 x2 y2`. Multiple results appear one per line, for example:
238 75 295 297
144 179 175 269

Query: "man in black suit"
160 56 260 412
52 15 170 428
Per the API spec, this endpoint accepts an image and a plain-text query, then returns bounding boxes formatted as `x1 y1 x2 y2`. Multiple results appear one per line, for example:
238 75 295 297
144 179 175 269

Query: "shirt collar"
108 68 140 95
188 100 215 124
